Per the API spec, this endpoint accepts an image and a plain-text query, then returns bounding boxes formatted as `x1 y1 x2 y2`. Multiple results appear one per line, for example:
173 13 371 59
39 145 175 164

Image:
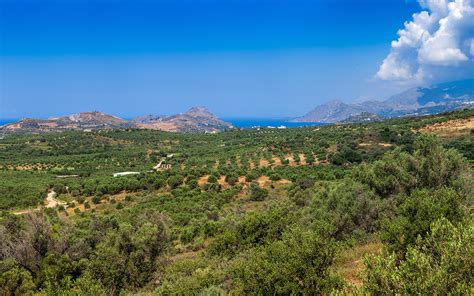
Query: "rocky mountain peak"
185 106 215 118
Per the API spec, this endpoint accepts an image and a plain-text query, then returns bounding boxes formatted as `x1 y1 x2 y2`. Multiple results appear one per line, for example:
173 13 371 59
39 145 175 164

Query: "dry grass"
65 191 130 215
358 142 393 148
249 161 256 169
420 116 474 138
275 179 292 185
218 175 229 188
333 241 383 287
298 153 307 165
256 175 270 187
198 175 209 186
259 159 270 168
285 154 298 167
272 156 282 167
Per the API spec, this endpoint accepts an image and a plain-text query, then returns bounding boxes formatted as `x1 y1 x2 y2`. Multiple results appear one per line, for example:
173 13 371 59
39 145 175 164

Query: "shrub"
269 173 281 181
312 179 383 240
208 203 297 257
249 183 268 201
92 196 101 204
226 175 239 186
0 259 35 296
229 227 342 294
76 196 85 204
208 175 218 183
168 175 183 189
353 135 469 198
52 184 67 194
380 187 465 256
364 218 473 295
297 177 315 189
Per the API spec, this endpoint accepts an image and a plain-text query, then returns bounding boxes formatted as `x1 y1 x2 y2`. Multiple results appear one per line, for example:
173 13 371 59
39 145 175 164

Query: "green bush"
354 135 469 198
0 258 35 296
229 227 342 294
225 174 238 186
92 196 101 204
249 183 268 201
168 175 183 189
312 179 383 240
380 187 465 256
364 218 473 295
208 175 218 183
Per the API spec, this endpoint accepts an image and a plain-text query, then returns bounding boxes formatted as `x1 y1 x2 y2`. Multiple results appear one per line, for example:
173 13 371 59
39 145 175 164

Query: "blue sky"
0 0 432 118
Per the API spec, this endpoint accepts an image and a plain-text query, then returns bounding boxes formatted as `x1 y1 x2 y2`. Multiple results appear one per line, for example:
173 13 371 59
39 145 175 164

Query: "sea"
0 118 324 129
224 118 324 129
0 119 17 126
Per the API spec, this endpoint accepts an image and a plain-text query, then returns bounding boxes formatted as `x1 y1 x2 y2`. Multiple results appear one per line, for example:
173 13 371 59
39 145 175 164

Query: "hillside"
0 111 132 133
292 79 474 123
133 106 234 133
0 109 472 294
340 112 382 123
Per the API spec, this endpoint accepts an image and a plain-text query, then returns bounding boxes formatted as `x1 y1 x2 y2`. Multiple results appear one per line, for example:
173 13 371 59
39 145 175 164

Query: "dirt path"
45 191 67 208
14 190 66 215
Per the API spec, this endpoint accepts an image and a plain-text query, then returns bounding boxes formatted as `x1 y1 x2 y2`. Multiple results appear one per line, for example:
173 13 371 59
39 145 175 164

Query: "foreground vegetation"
0 109 473 295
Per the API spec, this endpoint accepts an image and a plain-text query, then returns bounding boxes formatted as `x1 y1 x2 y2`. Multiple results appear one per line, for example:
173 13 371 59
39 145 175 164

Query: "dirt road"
14 190 67 215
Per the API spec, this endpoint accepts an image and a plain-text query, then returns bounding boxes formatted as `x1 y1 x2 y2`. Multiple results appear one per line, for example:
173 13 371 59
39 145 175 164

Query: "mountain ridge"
292 79 474 123
132 106 234 133
0 107 233 134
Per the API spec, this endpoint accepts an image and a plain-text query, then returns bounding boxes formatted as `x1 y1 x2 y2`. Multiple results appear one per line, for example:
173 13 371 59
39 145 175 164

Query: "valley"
0 109 472 294
2 0 473 294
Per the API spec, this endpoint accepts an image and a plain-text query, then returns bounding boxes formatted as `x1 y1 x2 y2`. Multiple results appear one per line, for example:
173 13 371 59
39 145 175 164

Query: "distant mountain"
292 79 474 123
291 100 366 123
340 112 382 124
1 107 233 134
134 107 234 133
0 111 132 133
131 115 164 125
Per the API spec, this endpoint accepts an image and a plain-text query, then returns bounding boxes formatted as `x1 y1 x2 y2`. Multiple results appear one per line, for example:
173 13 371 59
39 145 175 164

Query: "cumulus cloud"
376 0 474 82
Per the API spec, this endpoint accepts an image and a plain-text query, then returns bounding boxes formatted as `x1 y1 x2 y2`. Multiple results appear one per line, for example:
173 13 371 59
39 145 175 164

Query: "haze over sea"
224 118 323 128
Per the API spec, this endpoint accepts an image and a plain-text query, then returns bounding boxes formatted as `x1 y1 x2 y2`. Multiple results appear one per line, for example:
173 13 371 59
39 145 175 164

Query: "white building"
113 171 140 177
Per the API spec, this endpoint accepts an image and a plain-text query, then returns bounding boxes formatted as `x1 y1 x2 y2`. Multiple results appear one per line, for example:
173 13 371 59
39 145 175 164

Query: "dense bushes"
330 144 362 165
0 258 35 295
364 218 473 294
248 182 268 201
208 202 298 257
357 134 472 294
0 211 169 295
380 187 465 256
312 179 384 240
354 135 468 198
229 227 342 294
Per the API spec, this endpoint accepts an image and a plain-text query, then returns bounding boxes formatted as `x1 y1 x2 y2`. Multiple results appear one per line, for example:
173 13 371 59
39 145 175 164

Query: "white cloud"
376 0 474 82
